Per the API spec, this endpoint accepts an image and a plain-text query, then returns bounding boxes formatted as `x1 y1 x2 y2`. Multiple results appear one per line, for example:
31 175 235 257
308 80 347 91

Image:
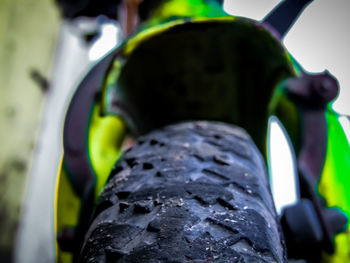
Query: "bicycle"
55 0 350 262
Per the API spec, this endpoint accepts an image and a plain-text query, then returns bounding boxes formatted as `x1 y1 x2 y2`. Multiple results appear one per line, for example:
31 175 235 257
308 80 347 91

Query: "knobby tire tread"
80 121 286 263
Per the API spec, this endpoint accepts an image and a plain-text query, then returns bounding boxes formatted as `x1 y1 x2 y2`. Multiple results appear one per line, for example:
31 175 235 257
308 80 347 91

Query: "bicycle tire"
80 121 286 262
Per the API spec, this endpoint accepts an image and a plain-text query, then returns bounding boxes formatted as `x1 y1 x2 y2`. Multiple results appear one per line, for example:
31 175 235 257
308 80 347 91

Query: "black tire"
80 121 286 262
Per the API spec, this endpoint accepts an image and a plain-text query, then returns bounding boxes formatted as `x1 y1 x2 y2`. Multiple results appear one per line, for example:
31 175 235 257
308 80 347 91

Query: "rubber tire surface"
80 121 286 262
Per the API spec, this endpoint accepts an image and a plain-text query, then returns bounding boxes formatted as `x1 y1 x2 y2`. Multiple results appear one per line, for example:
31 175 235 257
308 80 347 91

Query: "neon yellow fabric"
147 0 227 26
56 165 81 263
319 110 350 262
88 104 127 199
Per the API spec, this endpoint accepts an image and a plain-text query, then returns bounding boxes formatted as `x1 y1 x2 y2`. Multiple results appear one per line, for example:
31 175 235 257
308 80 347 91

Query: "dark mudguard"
116 20 295 153
80 122 286 262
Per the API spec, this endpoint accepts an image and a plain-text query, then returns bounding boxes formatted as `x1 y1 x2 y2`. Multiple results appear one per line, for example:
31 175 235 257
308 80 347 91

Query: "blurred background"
0 0 60 261
0 0 349 262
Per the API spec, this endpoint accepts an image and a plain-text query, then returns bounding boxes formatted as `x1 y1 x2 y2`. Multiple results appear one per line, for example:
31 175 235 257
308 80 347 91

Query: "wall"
0 0 59 260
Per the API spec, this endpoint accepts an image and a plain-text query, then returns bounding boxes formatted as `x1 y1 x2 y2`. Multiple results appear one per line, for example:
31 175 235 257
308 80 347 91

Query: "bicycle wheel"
80 121 286 262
